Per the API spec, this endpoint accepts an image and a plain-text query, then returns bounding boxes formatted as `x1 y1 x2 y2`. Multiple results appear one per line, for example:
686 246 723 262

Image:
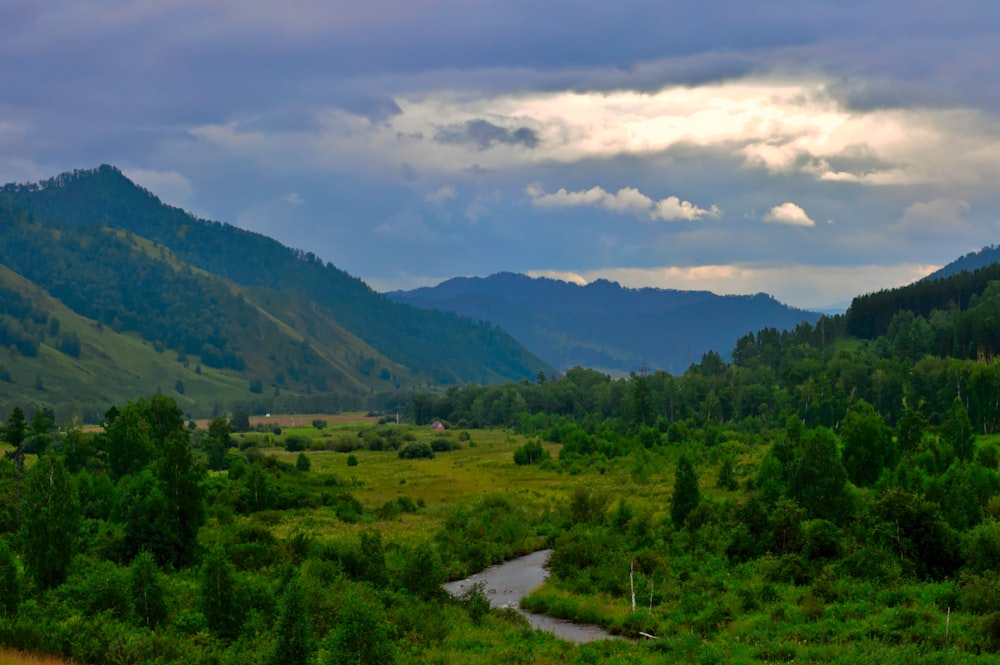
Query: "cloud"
285 192 304 205
528 262 941 310
763 202 815 227
435 119 539 150
894 198 971 236
526 184 720 222
123 168 193 205
425 184 456 204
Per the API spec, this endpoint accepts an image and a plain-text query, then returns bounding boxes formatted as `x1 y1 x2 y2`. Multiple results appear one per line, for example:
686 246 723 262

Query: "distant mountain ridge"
388 273 821 374
0 166 553 419
924 244 1000 281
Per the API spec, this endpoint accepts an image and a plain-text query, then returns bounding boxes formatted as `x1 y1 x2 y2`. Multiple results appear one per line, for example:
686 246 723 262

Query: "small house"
430 420 446 431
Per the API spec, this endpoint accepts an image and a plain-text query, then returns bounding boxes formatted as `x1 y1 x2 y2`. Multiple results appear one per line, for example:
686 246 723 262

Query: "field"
0 650 72 665
229 420 685 547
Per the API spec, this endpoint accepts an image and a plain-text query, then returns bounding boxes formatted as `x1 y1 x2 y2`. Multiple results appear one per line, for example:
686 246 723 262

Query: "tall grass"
0 650 72 665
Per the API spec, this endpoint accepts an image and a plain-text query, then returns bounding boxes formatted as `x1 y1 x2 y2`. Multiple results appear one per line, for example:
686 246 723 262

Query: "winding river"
443 549 618 643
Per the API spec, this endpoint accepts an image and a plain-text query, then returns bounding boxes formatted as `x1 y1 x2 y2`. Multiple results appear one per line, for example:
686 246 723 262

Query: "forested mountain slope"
389 272 821 374
0 168 552 419
924 244 1000 281
846 261 1000 359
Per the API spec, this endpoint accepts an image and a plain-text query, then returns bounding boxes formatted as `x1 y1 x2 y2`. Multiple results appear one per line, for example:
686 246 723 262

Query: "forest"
5 263 1000 664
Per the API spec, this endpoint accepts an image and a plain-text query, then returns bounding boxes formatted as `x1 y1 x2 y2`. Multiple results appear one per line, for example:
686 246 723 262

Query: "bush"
430 437 457 453
347 454 359 467
296 452 311 472
312 419 328 430
285 436 307 452
513 440 549 466
399 443 434 460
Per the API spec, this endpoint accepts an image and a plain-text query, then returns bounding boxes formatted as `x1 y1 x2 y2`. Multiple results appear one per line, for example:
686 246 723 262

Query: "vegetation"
0 166 552 415
7 168 1000 662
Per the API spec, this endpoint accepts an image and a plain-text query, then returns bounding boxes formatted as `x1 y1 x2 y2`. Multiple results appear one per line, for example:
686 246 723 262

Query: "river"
443 549 618 643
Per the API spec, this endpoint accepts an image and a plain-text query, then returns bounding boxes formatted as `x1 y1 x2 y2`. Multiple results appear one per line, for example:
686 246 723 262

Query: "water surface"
443 549 618 643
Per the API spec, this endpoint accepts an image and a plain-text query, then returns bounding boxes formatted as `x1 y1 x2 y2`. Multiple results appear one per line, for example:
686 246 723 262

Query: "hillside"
388 272 821 374
0 168 553 419
924 244 1000 280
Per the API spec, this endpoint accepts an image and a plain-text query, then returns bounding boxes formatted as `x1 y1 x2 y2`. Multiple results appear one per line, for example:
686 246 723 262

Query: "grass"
0 649 72 665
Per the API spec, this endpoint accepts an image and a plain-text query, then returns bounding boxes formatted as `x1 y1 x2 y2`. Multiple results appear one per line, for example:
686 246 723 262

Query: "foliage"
129 550 166 628
398 442 434 460
0 540 19 616
513 440 549 465
319 588 395 665
199 544 240 640
268 575 313 665
670 455 700 527
20 453 79 589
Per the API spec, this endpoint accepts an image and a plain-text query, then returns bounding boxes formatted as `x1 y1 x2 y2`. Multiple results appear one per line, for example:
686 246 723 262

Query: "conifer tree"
671 455 700 527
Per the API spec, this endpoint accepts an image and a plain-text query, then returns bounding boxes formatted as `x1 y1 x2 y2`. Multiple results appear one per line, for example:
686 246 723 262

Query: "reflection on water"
443 549 618 644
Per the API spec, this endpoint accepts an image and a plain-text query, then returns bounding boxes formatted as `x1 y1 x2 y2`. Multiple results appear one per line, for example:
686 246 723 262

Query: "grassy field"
0 650 72 665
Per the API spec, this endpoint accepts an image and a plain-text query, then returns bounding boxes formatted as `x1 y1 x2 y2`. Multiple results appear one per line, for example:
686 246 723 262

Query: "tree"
130 550 167 628
943 397 976 461
20 452 80 589
199 545 240 640
630 376 654 427
269 575 313 665
3 406 26 513
896 407 929 455
400 542 445 601
156 431 205 567
229 410 250 433
0 539 19 616
242 464 274 513
205 416 231 471
320 588 395 665
788 427 851 523
841 400 897 487
671 455 701 527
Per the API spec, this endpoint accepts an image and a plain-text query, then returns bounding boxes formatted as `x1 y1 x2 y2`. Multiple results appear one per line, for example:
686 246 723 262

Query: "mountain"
924 244 1000 281
0 167 552 420
387 273 821 374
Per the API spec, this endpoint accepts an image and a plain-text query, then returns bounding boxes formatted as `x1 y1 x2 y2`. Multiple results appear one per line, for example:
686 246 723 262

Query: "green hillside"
0 170 553 419
1 167 552 388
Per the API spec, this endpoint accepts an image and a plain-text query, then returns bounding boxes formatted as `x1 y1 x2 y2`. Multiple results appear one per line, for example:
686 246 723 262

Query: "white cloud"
425 184 457 204
186 76 1000 192
763 202 815 227
526 183 720 221
123 168 193 205
285 192 304 205
528 262 940 310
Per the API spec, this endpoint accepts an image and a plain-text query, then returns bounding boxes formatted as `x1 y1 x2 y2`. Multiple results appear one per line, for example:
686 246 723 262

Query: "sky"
3 1 1000 309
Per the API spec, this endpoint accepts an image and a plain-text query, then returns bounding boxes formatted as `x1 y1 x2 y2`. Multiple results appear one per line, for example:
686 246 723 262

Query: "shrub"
347 454 359 467
513 440 549 466
312 419 327 430
296 452 311 472
430 437 456 452
398 443 434 460
285 436 307 452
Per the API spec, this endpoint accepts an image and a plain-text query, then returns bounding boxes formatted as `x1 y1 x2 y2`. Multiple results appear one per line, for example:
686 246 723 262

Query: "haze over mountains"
389 273 821 374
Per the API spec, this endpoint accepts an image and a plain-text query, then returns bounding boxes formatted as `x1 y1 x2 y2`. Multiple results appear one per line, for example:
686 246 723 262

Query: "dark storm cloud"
4 0 1000 308
435 120 539 151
